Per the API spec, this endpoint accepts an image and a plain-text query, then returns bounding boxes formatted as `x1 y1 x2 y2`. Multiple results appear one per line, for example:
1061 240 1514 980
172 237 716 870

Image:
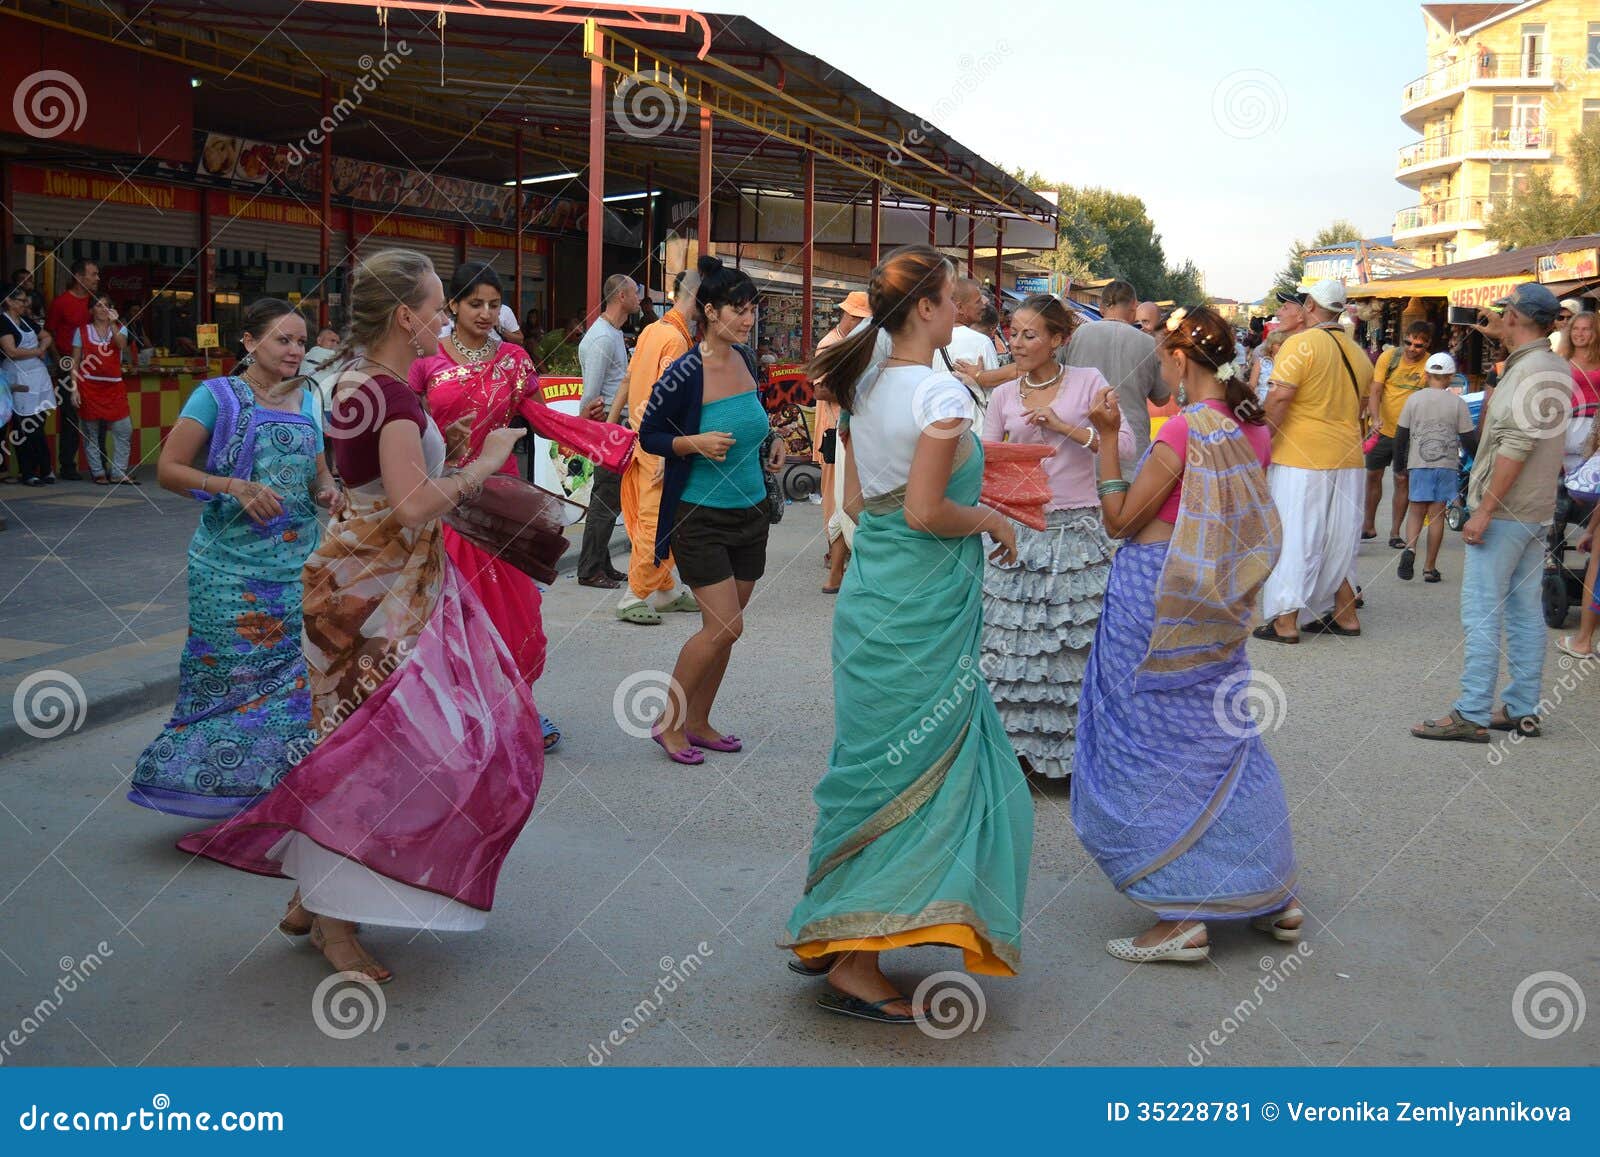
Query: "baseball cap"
1306 280 1347 312
838 291 870 318
1425 352 1457 375
1559 297 1585 315
1275 289 1305 306
1493 283 1560 326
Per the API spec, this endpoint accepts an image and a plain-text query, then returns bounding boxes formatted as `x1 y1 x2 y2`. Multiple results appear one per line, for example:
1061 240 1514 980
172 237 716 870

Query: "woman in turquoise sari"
782 246 1031 1024
129 299 339 819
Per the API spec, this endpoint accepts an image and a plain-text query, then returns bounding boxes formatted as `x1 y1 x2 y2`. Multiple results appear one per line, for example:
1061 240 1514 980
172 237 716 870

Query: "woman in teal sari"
782 246 1031 1024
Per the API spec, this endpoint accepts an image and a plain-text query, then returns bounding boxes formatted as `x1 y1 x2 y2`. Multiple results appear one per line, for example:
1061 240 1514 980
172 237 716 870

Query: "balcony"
1400 53 1564 125
1396 132 1462 180
1395 126 1556 183
1393 197 1502 242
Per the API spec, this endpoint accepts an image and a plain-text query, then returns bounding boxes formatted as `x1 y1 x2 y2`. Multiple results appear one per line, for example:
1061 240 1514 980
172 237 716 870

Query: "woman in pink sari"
180 250 544 983
411 262 635 752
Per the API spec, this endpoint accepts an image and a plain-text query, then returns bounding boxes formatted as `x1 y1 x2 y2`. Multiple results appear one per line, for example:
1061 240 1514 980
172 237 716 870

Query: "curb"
0 525 632 759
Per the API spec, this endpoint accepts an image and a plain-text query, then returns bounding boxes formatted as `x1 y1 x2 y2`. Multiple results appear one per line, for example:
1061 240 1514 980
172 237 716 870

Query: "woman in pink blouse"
980 294 1133 779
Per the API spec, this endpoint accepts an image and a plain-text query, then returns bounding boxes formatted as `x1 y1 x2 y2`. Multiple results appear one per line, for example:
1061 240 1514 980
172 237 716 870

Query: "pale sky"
715 0 1423 301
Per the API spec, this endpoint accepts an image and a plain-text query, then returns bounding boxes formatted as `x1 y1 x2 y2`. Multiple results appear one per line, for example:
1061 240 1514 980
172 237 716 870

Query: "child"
1393 352 1478 582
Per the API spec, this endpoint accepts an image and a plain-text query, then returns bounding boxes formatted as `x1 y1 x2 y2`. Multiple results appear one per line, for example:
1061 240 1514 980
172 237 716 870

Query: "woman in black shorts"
638 256 782 765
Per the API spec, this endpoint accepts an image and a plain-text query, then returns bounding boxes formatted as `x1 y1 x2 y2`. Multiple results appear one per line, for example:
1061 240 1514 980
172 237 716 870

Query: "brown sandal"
309 916 392 984
279 891 313 936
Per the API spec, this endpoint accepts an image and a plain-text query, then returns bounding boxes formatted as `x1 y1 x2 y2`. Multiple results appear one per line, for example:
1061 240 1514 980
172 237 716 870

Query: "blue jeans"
1454 517 1547 724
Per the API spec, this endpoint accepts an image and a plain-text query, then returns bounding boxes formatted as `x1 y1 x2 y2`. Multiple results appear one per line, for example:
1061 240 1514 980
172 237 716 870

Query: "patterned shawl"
1134 403 1281 690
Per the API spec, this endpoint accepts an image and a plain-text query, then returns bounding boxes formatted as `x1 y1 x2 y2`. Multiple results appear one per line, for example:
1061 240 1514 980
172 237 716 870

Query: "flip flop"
1388 536 1407 549
1411 709 1489 743
651 727 704 765
787 954 839 978
1556 637 1596 660
815 991 924 1025
655 591 700 614
1251 623 1299 645
540 714 562 752
821 586 840 595
615 601 663 625
1398 548 1415 581
686 730 741 753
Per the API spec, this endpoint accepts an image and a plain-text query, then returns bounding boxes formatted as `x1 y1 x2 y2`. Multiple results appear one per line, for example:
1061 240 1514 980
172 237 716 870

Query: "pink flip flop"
651 727 705 765
686 731 742 753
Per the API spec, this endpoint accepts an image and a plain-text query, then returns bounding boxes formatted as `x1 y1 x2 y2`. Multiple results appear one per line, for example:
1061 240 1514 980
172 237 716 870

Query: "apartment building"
1393 2 1600 264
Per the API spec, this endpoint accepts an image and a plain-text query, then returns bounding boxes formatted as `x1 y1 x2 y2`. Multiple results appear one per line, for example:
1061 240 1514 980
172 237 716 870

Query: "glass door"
1520 24 1547 78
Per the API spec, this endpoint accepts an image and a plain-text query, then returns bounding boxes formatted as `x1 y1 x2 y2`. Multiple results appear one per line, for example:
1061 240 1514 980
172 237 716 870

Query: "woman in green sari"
781 246 1031 1024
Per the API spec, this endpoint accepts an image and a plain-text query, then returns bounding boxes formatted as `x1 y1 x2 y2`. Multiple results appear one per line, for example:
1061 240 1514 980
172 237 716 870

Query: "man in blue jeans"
1413 283 1572 742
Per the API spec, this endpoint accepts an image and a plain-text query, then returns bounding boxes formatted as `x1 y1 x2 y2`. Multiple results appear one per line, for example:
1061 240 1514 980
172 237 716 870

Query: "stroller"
1543 480 1598 628
1443 390 1483 533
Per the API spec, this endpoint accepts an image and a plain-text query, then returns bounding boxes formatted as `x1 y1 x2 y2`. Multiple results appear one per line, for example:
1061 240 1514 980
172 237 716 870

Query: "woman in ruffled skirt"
980 295 1131 778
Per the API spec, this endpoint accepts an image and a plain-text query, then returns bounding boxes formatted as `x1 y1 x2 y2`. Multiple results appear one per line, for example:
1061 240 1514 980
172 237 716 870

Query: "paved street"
2 490 1598 1067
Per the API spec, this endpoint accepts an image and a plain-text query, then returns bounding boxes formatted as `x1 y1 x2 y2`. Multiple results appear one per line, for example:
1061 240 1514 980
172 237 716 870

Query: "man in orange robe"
609 272 698 624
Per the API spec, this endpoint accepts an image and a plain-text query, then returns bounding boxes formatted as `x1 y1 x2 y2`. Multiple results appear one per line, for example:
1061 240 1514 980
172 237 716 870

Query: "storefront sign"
12 166 198 213
1447 279 1524 309
1015 276 1049 295
208 192 330 229
1536 247 1600 285
195 324 219 350
353 213 461 246
468 228 551 255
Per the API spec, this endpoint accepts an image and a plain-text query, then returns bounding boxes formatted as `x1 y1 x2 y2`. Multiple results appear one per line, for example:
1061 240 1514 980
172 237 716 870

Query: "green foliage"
1485 121 1600 249
1009 168 1205 303
1271 219 1363 300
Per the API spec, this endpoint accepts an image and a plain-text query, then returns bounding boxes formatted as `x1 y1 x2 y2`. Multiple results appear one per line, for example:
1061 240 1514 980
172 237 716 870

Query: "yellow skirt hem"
791 922 1017 978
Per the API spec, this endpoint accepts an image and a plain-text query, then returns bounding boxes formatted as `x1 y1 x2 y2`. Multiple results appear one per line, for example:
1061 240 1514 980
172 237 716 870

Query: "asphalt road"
2 501 1598 1067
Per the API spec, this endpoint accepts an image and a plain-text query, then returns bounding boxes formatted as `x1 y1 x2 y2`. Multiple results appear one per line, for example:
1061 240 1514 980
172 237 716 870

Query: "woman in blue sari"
781 246 1031 1024
1074 305 1302 963
129 299 339 819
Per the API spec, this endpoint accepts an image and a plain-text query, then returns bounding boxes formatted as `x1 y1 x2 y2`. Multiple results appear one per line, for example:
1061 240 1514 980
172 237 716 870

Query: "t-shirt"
1152 401 1272 524
1373 346 1428 437
179 378 323 431
848 365 975 498
939 324 999 372
1065 319 1168 470
1 313 53 415
46 290 91 355
577 317 629 409
1269 324 1371 471
1396 388 1474 471
327 374 427 486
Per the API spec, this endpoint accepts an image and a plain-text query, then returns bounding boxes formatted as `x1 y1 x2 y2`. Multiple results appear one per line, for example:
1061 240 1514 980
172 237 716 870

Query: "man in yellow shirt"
1363 321 1432 547
1256 280 1371 643
608 271 699 624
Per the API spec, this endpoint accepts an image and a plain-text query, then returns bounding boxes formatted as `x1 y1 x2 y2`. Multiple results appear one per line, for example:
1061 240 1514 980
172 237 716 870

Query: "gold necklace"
450 332 492 364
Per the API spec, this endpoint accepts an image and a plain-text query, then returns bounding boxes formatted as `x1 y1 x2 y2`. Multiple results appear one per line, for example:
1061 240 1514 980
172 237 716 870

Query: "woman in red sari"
411 262 636 751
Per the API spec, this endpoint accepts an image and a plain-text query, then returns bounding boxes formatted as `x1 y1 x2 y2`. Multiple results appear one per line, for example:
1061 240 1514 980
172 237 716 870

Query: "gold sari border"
780 899 1021 975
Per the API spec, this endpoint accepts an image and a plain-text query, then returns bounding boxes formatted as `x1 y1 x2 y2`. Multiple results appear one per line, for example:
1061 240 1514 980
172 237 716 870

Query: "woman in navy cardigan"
638 257 782 765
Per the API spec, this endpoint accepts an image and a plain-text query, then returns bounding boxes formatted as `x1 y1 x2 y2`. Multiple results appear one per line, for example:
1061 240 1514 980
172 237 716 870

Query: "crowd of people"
9 235 1597 1026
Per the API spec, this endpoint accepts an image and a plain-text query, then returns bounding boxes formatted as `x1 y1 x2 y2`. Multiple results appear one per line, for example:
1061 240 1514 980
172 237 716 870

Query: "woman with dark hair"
980 294 1131 780
779 245 1031 1024
638 255 781 765
1073 305 1302 964
410 261 635 752
2 276 55 485
129 298 338 818
68 293 134 484
180 250 545 983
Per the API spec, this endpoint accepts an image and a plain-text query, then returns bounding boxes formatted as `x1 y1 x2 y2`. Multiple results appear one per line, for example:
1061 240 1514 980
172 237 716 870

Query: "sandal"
1556 637 1596 660
1106 926 1209 963
1388 536 1406 549
1423 568 1442 583
615 601 663 625
686 730 741 753
787 953 840 978
309 916 391 984
1411 709 1489 744
651 725 705 765
1398 548 1415 581
1303 615 1361 637
821 586 840 595
1488 711 1540 738
93 475 111 486
279 891 313 936
654 591 700 614
816 991 924 1025
1250 906 1304 943
1251 623 1299 645
540 713 562 752
116 475 141 485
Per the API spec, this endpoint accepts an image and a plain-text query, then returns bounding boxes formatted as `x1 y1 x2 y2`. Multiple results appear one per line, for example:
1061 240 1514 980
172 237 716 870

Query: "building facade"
1394 1 1600 264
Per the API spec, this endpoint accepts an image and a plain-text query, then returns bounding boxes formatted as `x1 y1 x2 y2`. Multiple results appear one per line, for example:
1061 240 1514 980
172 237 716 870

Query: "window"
1488 163 1536 203
1491 95 1544 147
1521 24 1547 77
1586 100 1600 129
1588 23 1599 69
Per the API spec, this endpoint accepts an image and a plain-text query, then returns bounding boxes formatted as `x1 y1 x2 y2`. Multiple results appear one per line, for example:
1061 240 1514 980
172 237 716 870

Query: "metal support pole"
586 22 606 324
993 218 1004 297
966 215 976 279
698 105 713 259
643 162 654 297
869 180 880 266
513 125 525 322
198 191 212 325
927 202 936 246
801 138 814 355
319 77 332 330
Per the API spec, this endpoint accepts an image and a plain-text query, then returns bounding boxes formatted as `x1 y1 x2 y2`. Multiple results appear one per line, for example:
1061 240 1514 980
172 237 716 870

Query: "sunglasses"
1405 341 1428 350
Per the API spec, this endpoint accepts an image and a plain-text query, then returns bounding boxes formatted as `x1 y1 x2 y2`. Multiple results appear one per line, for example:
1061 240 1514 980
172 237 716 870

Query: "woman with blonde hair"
180 249 544 984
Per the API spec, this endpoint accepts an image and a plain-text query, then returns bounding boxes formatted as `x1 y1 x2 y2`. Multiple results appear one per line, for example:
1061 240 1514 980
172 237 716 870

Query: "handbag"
1567 451 1600 503
819 425 837 465
444 474 582 585
761 431 784 524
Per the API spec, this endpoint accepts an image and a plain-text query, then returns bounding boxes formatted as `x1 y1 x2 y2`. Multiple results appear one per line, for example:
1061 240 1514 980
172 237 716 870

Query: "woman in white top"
1 278 57 484
781 245 1032 1026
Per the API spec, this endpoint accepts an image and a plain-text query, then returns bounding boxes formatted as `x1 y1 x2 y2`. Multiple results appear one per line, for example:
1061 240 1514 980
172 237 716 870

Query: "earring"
1177 381 1188 407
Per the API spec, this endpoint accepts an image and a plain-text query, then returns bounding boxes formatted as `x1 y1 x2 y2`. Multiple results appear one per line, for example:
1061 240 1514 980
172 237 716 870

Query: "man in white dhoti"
1255 280 1372 644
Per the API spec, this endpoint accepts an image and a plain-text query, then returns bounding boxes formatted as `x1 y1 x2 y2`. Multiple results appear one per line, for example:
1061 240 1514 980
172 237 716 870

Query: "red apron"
75 324 129 422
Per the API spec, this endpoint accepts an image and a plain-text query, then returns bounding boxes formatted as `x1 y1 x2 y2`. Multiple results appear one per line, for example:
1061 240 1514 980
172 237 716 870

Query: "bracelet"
1096 479 1131 497
452 470 484 506
1083 426 1100 453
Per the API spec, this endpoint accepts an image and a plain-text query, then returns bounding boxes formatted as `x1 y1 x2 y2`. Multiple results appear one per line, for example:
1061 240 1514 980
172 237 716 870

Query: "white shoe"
1106 926 1209 963
1250 906 1304 943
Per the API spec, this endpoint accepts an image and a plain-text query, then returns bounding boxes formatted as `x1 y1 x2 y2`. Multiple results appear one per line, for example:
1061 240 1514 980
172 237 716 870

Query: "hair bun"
696 255 723 277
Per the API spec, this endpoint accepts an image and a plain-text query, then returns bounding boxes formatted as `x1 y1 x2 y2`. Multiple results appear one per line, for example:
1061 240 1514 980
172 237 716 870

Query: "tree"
1272 219 1363 299
1009 167 1203 302
1485 120 1600 249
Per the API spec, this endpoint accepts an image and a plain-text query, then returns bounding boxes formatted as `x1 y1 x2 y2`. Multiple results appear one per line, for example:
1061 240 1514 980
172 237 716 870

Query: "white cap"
1559 298 1585 314
1306 279 1347 312
1425 352 1457 375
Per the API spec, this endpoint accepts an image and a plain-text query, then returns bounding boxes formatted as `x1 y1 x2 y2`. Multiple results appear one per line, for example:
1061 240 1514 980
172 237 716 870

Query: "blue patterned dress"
128 377 321 819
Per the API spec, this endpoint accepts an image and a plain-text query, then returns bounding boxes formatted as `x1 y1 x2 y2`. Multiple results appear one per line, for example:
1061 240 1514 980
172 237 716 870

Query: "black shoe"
1398 549 1415 581
42 474 56 485
1251 622 1300 645
1304 615 1362 638
58 471 82 481
577 574 622 590
604 567 627 583
22 476 42 487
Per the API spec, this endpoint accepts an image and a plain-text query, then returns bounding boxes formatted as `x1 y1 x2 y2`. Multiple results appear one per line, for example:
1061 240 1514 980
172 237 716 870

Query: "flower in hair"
1215 362 1237 383
1164 307 1188 333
